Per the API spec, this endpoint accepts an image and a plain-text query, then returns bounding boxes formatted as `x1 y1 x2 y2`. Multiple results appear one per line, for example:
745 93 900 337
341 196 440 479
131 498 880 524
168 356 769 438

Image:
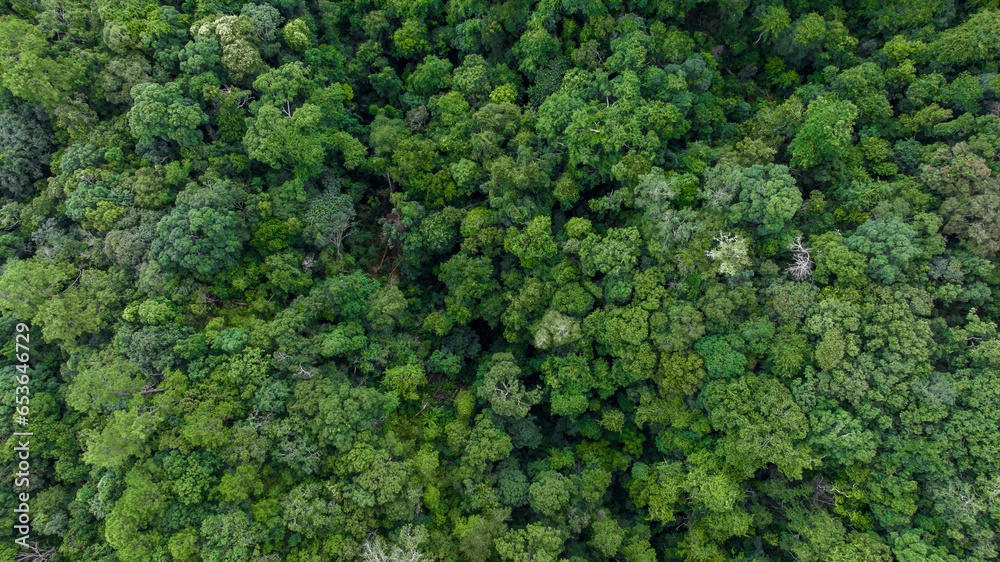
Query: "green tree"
504 215 558 269
0 258 73 320
244 104 326 174
656 350 706 395
65 350 145 414
495 524 566 562
808 407 879 466
754 5 792 44
150 183 248 278
931 9 1000 67
280 482 337 537
394 19 430 57
406 55 454 97
33 268 119 347
382 363 426 400
252 62 312 111
476 353 541 418
459 412 513 477
240 2 284 42
528 470 571 518
778 12 858 71
540 353 605 416
589 516 626 557
128 82 209 148
846 217 919 284
217 464 264 503
438 252 500 329
304 187 355 255
288 377 397 453
921 143 1000 258
454 508 510 562
832 63 893 126
728 164 802 235
702 374 811 479
579 227 641 278
0 104 54 199
189 14 265 84
168 527 200 561
200 510 266 562
0 16 83 109
103 462 172 561
0 260 119 348
789 95 859 170
177 36 222 76
367 282 408 333
99 56 153 107
282 17 312 51
812 232 869 286
936 72 985 114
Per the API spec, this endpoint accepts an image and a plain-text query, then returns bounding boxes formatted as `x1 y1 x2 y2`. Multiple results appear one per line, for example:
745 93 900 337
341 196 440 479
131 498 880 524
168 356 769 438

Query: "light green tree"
0 16 83 109
244 104 325 174
528 470 571 518
705 232 751 276
504 215 558 269
189 14 265 83
931 9 1000 67
789 95 859 169
282 18 311 52
495 524 566 562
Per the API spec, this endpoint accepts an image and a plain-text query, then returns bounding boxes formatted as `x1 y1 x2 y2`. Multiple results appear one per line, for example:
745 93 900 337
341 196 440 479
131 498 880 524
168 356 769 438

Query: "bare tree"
699 164 743 211
785 236 814 281
15 541 57 562
301 254 315 270
294 363 317 380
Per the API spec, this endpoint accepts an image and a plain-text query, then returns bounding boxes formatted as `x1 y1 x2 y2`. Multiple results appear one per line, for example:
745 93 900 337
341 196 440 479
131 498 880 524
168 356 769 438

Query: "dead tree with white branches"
786 236 814 281
15 541 57 562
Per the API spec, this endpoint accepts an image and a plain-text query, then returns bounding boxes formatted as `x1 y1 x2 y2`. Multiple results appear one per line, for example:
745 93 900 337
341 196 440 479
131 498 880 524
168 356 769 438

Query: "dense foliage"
2 0 1000 560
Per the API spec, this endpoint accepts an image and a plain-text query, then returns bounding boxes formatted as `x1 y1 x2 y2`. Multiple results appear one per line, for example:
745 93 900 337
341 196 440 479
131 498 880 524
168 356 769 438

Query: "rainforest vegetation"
2 0 1000 560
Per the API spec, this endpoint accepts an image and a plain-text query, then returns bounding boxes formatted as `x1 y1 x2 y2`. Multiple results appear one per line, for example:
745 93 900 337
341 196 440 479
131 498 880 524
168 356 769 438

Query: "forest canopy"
2 0 1000 561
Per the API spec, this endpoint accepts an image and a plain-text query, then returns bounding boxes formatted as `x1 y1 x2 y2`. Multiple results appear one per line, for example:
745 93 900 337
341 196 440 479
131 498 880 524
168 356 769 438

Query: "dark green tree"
149 183 249 278
0 103 54 199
